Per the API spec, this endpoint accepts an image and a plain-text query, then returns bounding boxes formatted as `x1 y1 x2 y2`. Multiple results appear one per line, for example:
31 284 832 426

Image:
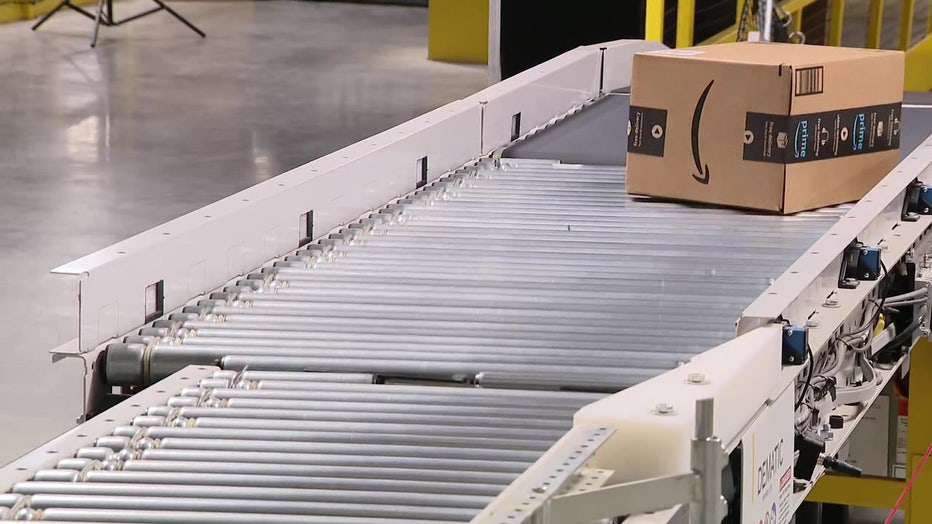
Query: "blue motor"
782 325 808 365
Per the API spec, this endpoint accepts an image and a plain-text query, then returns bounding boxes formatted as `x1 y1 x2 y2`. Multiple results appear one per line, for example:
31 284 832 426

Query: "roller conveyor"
1 370 601 522
0 160 844 523
6 39 932 523
105 161 846 391
1 158 845 522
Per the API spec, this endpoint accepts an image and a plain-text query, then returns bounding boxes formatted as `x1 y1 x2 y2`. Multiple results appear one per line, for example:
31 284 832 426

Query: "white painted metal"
574 325 782 484
600 40 667 92
471 46 601 152
53 100 482 354
468 426 614 523
487 0 502 84
51 40 653 356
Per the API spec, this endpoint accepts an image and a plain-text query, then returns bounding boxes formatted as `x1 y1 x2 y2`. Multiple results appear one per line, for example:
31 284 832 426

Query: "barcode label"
795 66 824 96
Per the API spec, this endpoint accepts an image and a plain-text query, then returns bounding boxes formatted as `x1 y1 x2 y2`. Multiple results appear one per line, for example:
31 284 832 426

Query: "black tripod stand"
32 0 205 48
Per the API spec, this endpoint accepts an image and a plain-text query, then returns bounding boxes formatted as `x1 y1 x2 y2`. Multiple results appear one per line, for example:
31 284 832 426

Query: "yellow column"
827 0 846 46
905 338 932 522
790 7 804 34
867 0 885 48
676 0 695 48
427 0 489 64
928 0 932 37
0 0 95 23
900 0 916 50
808 475 903 508
645 0 665 43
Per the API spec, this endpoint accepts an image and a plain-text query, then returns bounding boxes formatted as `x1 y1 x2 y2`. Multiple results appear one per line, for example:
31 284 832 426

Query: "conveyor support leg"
905 338 932 522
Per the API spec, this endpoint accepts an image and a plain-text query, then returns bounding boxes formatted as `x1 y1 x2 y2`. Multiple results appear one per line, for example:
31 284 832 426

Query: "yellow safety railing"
644 0 932 90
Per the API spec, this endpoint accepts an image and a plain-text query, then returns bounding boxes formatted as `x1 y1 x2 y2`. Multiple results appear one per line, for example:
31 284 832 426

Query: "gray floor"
0 0 485 465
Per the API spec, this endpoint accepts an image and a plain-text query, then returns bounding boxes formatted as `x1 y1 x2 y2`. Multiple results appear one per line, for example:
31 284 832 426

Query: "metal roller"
13 483 491 510
144 406 573 429
26 508 457 523
31 469 505 497
105 460 517 486
134 449 533 474
21 493 478 520
104 426 556 452
166 416 567 440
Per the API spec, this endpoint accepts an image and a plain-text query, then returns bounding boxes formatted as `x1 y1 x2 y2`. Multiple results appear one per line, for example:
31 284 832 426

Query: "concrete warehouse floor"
0 0 484 465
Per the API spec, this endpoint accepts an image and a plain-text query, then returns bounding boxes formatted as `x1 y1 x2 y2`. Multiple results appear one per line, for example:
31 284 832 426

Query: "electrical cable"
877 309 926 355
884 298 929 308
797 344 815 409
884 288 928 303
835 262 890 354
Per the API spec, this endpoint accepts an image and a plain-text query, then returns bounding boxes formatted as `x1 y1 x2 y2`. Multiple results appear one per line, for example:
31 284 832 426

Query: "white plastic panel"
472 46 602 153
53 100 482 352
599 39 668 92
49 40 655 355
574 325 783 483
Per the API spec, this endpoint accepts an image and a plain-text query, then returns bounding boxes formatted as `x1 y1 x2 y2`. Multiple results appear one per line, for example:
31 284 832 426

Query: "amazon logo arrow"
691 80 714 185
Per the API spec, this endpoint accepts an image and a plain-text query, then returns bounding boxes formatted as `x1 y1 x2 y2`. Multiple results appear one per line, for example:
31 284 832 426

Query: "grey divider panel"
53 100 482 353
50 39 663 354
498 40 662 165
503 94 631 165
902 105 932 159
600 39 667 92
471 46 602 152
905 92 932 105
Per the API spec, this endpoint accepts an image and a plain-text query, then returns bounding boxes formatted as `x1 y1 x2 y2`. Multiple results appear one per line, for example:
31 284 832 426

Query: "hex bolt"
823 298 839 308
806 318 821 328
653 403 675 415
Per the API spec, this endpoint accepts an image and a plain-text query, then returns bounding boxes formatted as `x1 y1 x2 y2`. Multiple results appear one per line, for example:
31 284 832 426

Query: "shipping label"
628 105 667 157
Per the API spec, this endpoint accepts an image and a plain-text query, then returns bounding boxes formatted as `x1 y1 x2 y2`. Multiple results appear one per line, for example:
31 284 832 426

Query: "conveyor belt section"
105 160 848 392
0 370 601 523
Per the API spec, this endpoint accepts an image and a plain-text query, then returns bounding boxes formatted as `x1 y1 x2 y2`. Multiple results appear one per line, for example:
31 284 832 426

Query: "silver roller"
113 460 517 485
157 415 570 440
134 449 533 474
13 483 491 510
31 469 505 497
22 493 479 520
144 406 574 429
106 426 556 452
28 508 457 523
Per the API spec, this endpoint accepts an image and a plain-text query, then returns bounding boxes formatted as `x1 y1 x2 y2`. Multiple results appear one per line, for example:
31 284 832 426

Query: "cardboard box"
626 43 904 213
